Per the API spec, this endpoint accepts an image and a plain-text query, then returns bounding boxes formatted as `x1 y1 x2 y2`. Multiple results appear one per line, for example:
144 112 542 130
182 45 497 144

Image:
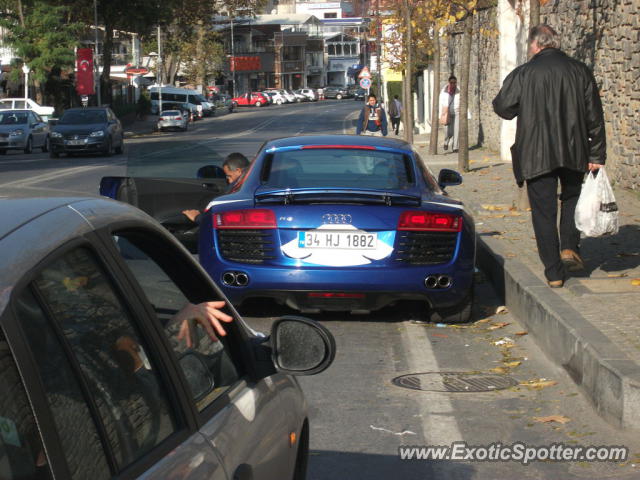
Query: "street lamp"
22 64 30 100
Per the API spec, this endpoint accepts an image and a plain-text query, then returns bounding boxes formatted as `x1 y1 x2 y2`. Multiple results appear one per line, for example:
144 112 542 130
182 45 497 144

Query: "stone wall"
542 0 640 190
443 0 639 190
441 8 501 152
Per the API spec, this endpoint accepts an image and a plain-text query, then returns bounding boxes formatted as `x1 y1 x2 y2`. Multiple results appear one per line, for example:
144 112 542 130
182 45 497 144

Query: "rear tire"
292 422 309 480
336 94 343 100
255 101 262 107
103 138 113 156
115 137 124 155
429 285 474 324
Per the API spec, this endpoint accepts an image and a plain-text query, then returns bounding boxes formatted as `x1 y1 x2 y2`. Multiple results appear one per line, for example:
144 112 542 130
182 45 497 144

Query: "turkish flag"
76 48 95 95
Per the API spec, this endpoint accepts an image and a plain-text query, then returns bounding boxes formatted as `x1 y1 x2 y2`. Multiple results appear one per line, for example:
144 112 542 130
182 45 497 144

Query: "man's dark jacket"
492 48 606 185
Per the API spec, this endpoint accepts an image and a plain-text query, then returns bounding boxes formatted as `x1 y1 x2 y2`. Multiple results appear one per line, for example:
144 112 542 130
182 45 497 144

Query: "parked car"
0 195 335 480
290 90 305 103
102 135 475 322
158 110 188 132
212 93 235 113
353 88 367 101
323 86 350 99
263 91 287 105
0 109 49 154
0 97 55 121
265 89 296 103
232 92 269 107
49 106 124 158
298 88 318 101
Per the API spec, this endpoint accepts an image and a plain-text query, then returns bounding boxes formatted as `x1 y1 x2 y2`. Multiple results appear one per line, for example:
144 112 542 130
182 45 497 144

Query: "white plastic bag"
575 168 619 237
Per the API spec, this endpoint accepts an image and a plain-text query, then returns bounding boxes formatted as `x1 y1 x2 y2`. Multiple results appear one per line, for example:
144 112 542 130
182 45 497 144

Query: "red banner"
76 48 95 96
230 56 261 72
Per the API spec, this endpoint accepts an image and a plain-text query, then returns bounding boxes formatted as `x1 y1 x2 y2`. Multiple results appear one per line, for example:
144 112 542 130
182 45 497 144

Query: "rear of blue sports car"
199 138 475 321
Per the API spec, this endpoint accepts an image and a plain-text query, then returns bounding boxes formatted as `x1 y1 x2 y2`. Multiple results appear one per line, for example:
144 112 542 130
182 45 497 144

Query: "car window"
33 113 43 123
0 328 54 480
59 110 106 124
0 113 28 125
13 288 111 479
263 149 415 190
13 101 26 109
111 232 241 412
27 247 177 470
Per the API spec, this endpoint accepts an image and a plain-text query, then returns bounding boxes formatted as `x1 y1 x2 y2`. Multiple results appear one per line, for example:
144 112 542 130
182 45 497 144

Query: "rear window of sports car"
262 149 416 190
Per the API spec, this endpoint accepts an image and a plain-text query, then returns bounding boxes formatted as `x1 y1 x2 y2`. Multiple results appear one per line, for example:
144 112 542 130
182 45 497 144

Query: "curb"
475 228 640 430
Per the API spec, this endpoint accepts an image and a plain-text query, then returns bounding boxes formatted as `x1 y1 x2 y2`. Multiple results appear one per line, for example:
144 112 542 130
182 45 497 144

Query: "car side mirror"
197 165 226 179
179 351 215 402
438 168 463 188
270 316 336 375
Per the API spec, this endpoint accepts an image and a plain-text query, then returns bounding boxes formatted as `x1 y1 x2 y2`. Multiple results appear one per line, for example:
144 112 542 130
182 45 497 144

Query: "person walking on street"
356 94 388 136
388 95 402 135
439 75 460 152
492 24 606 288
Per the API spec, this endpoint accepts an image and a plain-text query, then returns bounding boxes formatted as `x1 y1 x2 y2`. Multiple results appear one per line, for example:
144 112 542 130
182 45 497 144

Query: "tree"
0 0 83 104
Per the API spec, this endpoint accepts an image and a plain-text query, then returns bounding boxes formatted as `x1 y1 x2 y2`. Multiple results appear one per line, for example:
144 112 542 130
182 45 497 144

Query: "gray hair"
223 152 249 171
528 24 561 50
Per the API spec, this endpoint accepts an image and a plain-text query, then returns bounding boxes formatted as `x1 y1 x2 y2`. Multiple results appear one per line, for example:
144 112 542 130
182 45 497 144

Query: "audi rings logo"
322 213 352 225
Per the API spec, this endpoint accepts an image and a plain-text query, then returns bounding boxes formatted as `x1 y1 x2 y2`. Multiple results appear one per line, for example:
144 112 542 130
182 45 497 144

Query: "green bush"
387 81 403 103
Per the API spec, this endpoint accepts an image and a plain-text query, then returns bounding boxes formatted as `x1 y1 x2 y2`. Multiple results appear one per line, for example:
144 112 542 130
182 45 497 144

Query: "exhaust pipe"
424 276 438 289
235 272 249 286
222 272 236 286
437 275 452 288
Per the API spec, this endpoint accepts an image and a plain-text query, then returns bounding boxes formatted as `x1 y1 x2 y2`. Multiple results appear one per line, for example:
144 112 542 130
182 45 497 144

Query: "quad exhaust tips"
222 271 250 287
424 275 452 289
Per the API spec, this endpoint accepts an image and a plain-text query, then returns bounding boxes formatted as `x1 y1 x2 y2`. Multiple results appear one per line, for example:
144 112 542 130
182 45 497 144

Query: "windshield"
0 112 28 125
263 149 414 190
59 110 106 124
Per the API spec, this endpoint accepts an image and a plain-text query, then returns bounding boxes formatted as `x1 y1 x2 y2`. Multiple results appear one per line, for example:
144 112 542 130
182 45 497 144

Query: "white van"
0 98 55 121
149 86 207 118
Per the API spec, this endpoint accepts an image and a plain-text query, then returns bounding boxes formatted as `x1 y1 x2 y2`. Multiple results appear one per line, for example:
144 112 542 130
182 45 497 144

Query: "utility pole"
230 16 236 96
157 24 163 113
94 0 101 105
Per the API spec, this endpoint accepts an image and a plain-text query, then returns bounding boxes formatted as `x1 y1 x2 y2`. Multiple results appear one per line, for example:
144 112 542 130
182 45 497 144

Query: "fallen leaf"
490 214 506 218
482 205 504 211
488 322 510 331
533 415 570 424
520 379 558 390
431 333 448 338
492 177 502 180
504 361 522 367
490 366 509 374
515 331 528 336
506 253 517 258
496 306 509 315
631 279 640 286
607 273 628 278
475 318 492 324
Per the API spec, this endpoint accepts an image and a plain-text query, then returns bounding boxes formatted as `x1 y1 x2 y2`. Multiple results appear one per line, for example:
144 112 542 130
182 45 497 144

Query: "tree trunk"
100 23 114 105
33 79 43 104
429 27 441 155
530 0 540 28
457 15 473 173
195 22 207 88
402 0 414 144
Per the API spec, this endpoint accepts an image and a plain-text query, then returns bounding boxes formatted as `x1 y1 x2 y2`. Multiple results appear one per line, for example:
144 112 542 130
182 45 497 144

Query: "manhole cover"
392 372 518 393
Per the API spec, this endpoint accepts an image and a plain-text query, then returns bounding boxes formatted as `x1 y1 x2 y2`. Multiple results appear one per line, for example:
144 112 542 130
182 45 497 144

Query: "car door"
28 112 45 147
2 241 226 479
100 228 296 480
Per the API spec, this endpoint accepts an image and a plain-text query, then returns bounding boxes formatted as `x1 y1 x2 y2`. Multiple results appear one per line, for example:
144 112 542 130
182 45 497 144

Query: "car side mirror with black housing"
251 316 336 378
197 165 226 179
438 168 463 189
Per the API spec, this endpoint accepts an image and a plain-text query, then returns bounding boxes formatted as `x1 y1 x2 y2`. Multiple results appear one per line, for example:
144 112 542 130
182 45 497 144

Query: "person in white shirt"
439 75 460 152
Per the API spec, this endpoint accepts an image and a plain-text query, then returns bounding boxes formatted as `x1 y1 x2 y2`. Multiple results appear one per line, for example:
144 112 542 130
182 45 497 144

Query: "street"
2 100 638 479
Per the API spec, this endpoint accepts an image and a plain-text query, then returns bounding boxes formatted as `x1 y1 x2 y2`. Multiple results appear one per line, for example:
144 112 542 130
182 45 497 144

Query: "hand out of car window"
174 301 233 348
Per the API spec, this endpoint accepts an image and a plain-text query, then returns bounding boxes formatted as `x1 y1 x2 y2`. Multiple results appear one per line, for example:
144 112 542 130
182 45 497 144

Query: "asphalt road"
1 100 638 479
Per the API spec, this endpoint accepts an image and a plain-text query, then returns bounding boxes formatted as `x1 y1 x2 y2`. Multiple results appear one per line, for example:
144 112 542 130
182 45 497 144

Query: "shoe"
561 249 585 271
443 144 448 151
547 279 564 288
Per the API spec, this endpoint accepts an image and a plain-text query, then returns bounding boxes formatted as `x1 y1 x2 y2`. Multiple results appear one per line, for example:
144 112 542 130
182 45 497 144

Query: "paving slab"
412 136 640 430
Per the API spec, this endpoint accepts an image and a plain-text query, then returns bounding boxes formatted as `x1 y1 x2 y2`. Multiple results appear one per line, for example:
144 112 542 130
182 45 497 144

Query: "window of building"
324 12 337 18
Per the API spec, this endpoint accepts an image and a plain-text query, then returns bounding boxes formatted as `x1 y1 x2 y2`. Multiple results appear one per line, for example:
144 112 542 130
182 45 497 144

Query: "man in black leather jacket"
493 24 606 288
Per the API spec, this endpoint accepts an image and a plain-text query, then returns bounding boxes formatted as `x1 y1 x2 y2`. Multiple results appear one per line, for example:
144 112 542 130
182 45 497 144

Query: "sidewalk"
412 133 640 430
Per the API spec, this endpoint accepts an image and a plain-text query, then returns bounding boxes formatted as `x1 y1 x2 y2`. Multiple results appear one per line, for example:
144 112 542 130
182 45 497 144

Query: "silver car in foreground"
0 109 49 154
158 110 189 131
0 195 335 480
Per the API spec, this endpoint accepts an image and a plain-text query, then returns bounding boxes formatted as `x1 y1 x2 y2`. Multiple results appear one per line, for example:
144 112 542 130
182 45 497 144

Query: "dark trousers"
391 116 401 135
526 168 584 281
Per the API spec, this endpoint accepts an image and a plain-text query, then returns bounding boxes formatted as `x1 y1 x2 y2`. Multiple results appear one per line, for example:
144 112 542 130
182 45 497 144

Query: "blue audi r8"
101 135 475 322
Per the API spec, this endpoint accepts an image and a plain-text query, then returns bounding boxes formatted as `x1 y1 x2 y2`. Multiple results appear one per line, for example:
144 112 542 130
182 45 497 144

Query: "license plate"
67 139 85 146
298 231 377 249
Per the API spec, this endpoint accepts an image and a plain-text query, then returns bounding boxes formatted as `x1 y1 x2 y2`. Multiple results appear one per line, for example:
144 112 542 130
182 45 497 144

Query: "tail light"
214 209 276 229
159 117 164 121
398 211 462 232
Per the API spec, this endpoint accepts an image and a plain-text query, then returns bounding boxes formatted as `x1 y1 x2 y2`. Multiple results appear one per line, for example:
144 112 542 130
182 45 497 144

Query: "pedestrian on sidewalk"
492 24 606 288
356 94 388 136
388 95 402 135
439 75 459 152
